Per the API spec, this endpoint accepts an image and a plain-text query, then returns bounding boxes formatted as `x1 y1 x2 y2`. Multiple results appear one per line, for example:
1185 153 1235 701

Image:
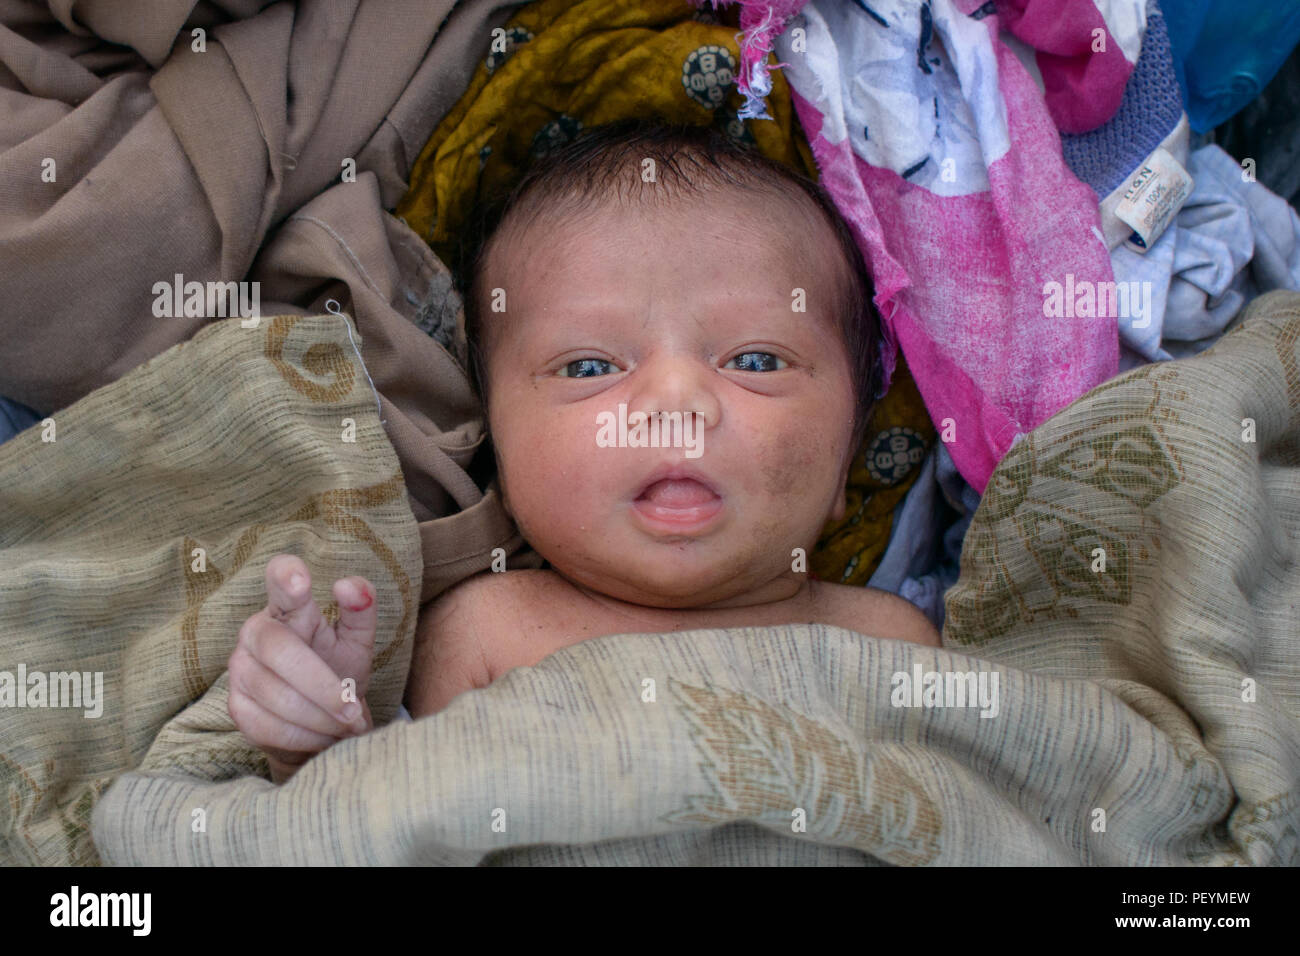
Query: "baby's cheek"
498 416 603 535
756 424 826 499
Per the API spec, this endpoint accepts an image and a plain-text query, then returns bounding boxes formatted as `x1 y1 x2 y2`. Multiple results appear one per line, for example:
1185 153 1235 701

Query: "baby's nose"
627 353 721 428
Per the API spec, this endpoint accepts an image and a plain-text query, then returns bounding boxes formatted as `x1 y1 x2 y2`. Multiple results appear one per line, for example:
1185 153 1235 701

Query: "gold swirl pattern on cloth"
0 314 421 865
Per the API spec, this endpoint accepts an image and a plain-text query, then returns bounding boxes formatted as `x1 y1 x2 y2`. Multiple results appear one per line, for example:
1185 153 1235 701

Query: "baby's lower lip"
632 479 723 533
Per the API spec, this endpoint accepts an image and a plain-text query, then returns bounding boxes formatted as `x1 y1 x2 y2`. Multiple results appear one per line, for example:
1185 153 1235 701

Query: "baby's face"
482 190 857 608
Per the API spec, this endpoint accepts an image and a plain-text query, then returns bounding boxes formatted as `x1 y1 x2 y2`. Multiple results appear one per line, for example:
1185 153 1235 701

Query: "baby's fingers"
228 646 358 739
264 554 323 643
228 685 339 756
333 577 377 652
240 615 366 731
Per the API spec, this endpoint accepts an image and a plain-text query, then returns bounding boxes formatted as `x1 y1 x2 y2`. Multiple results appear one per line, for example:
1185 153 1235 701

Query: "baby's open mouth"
632 468 723 534
637 478 718 507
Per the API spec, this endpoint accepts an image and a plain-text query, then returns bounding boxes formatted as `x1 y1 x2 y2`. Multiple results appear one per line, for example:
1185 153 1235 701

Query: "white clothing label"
1115 147 1194 253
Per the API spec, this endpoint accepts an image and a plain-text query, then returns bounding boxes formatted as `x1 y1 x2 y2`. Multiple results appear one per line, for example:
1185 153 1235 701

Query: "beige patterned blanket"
0 315 421 865
4 294 1299 865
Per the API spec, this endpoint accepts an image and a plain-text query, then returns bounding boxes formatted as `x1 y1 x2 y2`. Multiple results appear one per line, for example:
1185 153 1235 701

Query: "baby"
228 120 942 783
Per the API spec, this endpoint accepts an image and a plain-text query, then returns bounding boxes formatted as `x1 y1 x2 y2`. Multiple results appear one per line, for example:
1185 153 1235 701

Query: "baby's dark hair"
460 117 883 453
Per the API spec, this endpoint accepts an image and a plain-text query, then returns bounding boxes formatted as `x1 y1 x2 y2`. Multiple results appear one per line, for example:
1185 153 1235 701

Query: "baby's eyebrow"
512 285 838 338
557 296 817 320
543 311 810 341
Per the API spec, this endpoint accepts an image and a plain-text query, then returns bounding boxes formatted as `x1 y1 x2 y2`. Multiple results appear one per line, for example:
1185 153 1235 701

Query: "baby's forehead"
472 179 855 368
488 184 842 286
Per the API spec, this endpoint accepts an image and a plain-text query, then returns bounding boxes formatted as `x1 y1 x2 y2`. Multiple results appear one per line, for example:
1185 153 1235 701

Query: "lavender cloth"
1113 143 1300 367
1060 0 1183 200
867 443 979 632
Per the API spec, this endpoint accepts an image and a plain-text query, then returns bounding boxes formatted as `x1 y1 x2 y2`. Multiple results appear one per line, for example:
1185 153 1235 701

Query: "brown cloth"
0 0 533 601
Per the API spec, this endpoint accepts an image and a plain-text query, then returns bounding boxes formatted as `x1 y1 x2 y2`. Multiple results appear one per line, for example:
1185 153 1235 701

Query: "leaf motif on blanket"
1 754 53 863
663 679 941 865
0 752 108 866
58 777 112 866
1228 791 1300 862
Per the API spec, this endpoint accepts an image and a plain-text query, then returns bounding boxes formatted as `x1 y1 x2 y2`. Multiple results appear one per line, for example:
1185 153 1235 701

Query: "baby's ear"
828 431 858 522
496 469 515 521
828 481 848 522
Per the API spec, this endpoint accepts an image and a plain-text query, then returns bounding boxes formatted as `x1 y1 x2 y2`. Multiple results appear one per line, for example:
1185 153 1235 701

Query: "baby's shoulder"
813 581 942 647
410 569 571 715
419 567 573 658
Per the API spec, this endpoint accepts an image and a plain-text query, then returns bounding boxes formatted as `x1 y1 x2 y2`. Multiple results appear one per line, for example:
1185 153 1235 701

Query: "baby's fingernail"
347 586 372 612
288 573 307 594
340 702 361 723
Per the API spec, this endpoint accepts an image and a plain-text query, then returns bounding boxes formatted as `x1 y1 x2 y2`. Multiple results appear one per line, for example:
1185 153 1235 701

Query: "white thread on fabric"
326 298 385 425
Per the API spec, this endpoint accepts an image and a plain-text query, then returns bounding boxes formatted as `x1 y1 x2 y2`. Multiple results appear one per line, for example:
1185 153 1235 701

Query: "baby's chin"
550 552 799 609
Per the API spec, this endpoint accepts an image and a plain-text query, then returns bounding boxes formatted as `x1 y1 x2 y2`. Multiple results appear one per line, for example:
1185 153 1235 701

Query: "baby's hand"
228 554 378 783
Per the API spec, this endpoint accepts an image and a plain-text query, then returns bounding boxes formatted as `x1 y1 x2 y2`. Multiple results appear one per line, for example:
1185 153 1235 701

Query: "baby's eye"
724 352 787 372
558 358 616 378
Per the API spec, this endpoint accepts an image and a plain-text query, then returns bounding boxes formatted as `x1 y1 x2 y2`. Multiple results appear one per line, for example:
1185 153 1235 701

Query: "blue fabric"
868 443 978 633
0 396 42 446
1166 0 1300 132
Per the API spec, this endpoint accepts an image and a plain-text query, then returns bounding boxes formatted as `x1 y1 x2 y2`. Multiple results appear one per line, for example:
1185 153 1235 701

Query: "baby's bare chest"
478 582 844 679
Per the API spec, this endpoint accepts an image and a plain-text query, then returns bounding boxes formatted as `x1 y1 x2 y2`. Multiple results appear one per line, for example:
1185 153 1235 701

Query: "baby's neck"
566 573 817 626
